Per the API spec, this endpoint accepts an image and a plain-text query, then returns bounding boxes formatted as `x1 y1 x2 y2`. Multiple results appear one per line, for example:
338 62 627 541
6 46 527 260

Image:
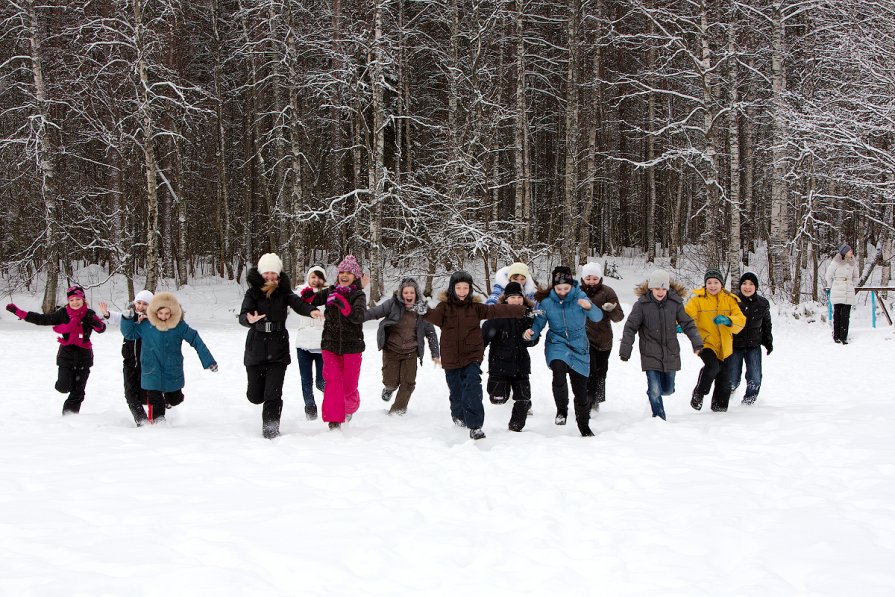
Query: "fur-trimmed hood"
534 279 580 303
437 290 483 304
247 267 293 295
147 292 183 331
494 265 537 296
393 278 423 301
634 279 689 299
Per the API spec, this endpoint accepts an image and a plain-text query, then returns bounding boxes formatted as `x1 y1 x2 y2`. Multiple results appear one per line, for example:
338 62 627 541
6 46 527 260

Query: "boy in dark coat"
619 270 703 420
579 261 625 412
728 272 773 405
365 277 440 416
423 271 525 440
240 253 321 438
6 285 106 415
481 281 538 431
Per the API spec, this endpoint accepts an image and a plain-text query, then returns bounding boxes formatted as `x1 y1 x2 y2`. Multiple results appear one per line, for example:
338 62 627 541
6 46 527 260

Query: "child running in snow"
300 255 367 429
6 285 106 415
294 265 328 420
364 277 440 416
121 292 217 423
579 261 624 413
728 272 773 405
423 271 525 440
619 270 703 420
524 266 603 437
685 268 746 413
486 262 537 305
482 281 538 431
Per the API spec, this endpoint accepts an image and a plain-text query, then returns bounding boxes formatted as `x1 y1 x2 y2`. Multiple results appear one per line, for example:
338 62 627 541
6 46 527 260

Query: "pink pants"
322 350 362 423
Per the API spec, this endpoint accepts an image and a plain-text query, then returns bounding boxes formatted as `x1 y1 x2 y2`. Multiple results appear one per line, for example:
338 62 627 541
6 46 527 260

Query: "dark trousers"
247 364 288 428
587 348 611 404
488 376 532 430
123 360 148 425
728 347 763 400
296 348 324 406
833 303 852 341
144 389 184 422
382 349 419 413
444 362 485 429
56 366 90 415
550 360 590 423
694 349 732 411
645 370 676 419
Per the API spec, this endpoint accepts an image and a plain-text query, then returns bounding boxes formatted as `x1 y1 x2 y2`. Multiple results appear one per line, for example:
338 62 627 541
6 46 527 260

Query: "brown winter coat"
423 291 525 369
580 280 625 351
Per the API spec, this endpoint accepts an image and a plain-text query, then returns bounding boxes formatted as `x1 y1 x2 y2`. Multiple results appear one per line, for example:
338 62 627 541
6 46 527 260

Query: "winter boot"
555 408 568 425
328 422 341 430
469 428 486 440
261 399 283 439
262 421 280 439
577 418 595 437
381 387 395 402
305 404 318 420
452 417 467 428
508 400 530 432
690 392 704 411
742 395 757 406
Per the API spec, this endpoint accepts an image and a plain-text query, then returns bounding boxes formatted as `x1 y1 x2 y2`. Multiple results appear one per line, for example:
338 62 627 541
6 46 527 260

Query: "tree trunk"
768 2 790 295
562 0 580 266
367 0 387 304
727 22 742 283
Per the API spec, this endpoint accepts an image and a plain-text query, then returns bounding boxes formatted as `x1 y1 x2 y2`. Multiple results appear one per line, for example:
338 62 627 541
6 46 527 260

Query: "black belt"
253 321 285 333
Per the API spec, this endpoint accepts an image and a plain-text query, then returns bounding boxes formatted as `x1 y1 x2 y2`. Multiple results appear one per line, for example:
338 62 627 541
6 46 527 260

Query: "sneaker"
469 428 486 440
381 387 395 402
555 411 567 426
304 404 318 421
690 393 703 411
452 417 467 428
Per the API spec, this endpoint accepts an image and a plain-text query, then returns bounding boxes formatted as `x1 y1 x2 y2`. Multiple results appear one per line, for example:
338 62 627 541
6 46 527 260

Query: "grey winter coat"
365 285 440 363
619 281 703 372
825 253 859 306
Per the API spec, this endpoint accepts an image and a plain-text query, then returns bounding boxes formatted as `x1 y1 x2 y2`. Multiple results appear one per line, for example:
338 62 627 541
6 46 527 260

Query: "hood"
247 267 293 294
147 292 183 331
437 290 482 304
494 265 537 296
634 279 688 300
392 277 423 302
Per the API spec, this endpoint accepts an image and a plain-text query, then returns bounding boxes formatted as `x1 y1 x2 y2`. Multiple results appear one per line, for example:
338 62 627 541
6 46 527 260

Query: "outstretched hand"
98 301 111 318
246 311 266 324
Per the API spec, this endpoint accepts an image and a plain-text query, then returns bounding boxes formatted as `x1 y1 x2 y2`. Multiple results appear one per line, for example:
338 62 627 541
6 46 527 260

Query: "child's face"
453 282 470 299
262 271 279 284
134 300 149 313
583 275 600 286
740 280 756 296
308 272 325 288
338 271 356 286
554 283 572 298
156 307 172 321
506 295 524 306
67 296 84 309
510 274 527 285
401 286 417 305
650 288 667 301
705 278 723 295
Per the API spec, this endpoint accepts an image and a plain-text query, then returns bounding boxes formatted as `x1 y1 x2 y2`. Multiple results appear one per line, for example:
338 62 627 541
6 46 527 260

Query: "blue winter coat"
121 293 215 392
529 285 603 376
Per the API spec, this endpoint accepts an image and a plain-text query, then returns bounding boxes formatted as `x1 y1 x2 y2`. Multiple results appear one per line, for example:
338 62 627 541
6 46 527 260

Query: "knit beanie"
67 285 85 299
839 244 852 257
647 269 670 289
306 265 326 283
507 262 531 281
134 290 154 304
704 267 724 285
337 255 362 279
551 266 575 287
738 272 759 290
581 262 603 279
503 281 524 298
257 253 283 275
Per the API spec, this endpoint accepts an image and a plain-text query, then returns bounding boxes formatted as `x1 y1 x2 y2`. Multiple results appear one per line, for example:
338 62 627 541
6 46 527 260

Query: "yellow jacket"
684 288 746 360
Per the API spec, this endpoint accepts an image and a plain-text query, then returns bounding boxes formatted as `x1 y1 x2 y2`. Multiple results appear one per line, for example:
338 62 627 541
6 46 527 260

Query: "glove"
327 292 351 317
675 324 683 334
602 302 616 312
300 287 316 302
6 304 26 319
208 363 218 372
620 355 629 362
765 346 773 355
713 315 732 326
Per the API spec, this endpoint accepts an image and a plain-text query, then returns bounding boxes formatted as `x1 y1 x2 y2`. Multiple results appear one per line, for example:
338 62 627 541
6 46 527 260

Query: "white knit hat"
134 290 154 304
648 269 670 289
306 265 326 282
257 253 283 274
581 262 603 279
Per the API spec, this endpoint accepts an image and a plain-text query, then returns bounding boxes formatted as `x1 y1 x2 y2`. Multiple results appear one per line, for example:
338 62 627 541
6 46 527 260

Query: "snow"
2 269 894 596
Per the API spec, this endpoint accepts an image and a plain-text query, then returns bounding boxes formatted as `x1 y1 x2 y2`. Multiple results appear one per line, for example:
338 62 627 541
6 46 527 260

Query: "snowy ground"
2 269 894 596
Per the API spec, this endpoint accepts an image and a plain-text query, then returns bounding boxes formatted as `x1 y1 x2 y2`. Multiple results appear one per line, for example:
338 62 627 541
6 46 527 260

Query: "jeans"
645 370 676 419
444 362 485 429
728 347 763 400
296 348 324 407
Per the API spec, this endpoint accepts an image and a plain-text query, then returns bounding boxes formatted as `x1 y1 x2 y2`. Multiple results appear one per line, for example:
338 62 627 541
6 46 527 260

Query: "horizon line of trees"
1 0 893 312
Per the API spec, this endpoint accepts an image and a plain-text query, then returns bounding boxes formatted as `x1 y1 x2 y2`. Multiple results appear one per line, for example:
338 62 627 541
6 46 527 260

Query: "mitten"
327 293 351 317
6 304 26 319
208 363 218 372
300 287 316 303
620 354 629 362
713 315 732 326
602 302 616 312
765 346 773 355
675 324 683 334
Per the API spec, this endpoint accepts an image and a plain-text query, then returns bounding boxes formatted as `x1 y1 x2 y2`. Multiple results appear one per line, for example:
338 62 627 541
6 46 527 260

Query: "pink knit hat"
337 254 362 279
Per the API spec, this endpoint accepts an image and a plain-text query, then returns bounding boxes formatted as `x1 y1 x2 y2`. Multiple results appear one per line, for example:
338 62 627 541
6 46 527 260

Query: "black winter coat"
732 292 773 351
307 284 367 354
482 316 538 379
24 307 106 368
239 269 316 367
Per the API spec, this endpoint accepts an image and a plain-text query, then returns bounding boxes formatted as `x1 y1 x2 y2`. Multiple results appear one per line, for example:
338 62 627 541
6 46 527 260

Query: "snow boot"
452 417 467 428
261 399 283 439
381 387 395 402
577 418 595 437
555 408 568 426
690 392 704 411
469 428 486 440
508 400 530 432
305 404 318 420
328 422 341 430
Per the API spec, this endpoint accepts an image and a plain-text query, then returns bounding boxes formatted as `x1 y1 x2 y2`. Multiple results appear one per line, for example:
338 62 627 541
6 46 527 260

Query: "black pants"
56 366 90 414
694 349 732 411
488 376 532 430
587 348 611 404
550 360 590 422
144 389 184 422
123 360 148 425
833 303 852 342
247 364 288 428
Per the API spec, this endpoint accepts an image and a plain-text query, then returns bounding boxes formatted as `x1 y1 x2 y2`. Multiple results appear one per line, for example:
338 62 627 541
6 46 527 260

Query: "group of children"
5 256 774 439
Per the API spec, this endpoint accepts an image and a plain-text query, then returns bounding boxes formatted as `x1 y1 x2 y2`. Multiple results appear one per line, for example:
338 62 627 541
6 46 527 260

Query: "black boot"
261 399 283 439
577 418 595 437
469 428 486 440
555 408 568 425
381 387 395 402
304 404 318 421
509 400 530 432
690 392 704 411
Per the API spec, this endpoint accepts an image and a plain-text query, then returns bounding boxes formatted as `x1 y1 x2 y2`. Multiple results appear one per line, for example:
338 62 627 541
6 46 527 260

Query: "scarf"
53 305 92 349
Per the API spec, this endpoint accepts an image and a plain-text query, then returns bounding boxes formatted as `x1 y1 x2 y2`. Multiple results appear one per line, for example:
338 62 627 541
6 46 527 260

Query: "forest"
1 0 893 310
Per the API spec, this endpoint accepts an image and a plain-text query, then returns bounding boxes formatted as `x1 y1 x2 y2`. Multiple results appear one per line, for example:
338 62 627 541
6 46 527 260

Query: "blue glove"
713 315 732 326
675 324 683 334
